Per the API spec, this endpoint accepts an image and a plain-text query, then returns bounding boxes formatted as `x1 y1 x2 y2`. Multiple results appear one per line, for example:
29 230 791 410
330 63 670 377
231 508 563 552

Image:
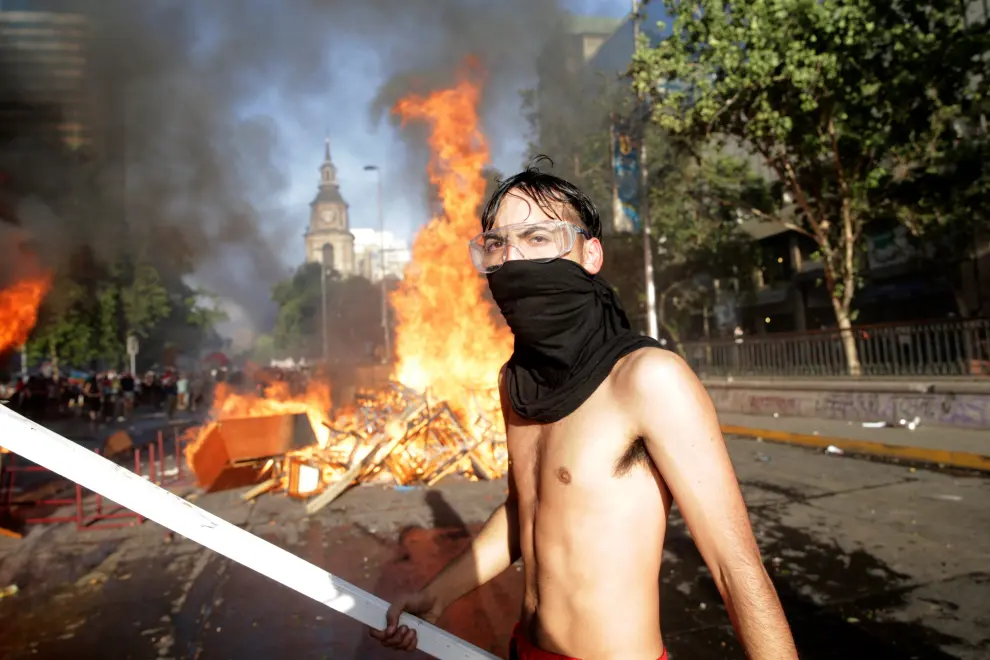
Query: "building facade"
0 8 92 152
303 139 356 276
351 228 411 282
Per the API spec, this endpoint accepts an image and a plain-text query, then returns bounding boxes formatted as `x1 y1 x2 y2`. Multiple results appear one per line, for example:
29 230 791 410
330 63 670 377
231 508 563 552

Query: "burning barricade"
183 68 514 514
183 379 507 515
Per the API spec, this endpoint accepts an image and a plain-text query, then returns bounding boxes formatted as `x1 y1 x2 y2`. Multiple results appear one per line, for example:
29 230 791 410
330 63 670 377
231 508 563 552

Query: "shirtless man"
371 163 798 659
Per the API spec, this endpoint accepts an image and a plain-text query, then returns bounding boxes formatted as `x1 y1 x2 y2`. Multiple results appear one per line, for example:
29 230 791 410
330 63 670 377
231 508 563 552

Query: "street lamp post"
632 0 659 340
363 165 391 364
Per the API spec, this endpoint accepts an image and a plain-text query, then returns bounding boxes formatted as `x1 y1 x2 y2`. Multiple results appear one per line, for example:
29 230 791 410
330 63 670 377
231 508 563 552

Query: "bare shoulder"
612 347 717 439
613 347 702 399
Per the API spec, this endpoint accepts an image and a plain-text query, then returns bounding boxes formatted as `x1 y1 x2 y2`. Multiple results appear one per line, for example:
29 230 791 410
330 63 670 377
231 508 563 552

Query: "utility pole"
633 0 659 340
364 165 391 365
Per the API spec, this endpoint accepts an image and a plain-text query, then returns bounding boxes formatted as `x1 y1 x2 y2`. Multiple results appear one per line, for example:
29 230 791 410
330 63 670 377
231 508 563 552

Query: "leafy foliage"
650 145 764 340
24 259 226 371
118 262 171 338
271 263 389 363
631 0 990 371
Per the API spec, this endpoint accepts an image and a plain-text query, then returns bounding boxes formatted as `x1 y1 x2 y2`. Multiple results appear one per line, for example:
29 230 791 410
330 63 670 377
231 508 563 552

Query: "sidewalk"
719 413 990 471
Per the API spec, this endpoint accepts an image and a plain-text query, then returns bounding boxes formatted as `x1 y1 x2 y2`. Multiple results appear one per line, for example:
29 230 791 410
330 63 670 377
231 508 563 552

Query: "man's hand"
368 590 444 652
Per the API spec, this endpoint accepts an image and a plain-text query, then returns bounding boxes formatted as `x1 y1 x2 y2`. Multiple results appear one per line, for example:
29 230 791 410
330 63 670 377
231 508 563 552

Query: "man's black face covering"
487 259 660 423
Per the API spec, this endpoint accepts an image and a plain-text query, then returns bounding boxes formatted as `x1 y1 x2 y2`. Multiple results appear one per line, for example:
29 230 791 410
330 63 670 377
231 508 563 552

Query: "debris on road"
927 494 963 502
183 381 507 512
0 584 18 600
0 525 21 540
825 445 845 456
898 416 921 431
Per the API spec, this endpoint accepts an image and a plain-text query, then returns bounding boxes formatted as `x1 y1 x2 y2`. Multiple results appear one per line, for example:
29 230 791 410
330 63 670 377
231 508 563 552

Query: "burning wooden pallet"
225 383 505 514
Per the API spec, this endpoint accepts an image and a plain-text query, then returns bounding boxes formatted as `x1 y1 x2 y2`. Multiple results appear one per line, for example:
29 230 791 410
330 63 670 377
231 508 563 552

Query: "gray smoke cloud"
0 0 584 342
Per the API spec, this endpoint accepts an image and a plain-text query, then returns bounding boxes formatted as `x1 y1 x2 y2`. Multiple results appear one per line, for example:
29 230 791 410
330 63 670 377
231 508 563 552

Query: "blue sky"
252 0 631 265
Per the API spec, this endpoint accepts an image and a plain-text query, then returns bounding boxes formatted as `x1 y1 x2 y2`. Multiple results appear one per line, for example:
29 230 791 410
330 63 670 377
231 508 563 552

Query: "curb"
703 377 990 395
721 424 990 472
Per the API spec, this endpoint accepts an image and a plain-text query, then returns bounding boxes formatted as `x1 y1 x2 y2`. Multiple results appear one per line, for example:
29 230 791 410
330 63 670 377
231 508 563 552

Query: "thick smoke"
0 0 584 343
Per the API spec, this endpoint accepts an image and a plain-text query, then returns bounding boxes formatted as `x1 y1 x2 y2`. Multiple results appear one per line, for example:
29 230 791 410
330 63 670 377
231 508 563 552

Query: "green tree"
26 281 97 373
885 104 990 317
96 284 123 366
25 262 226 372
140 280 227 370
650 145 764 342
119 262 171 339
631 0 989 374
272 263 323 356
270 263 389 362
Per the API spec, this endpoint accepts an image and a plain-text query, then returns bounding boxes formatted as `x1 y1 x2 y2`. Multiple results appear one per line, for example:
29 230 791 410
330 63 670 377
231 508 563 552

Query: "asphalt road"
0 437 987 660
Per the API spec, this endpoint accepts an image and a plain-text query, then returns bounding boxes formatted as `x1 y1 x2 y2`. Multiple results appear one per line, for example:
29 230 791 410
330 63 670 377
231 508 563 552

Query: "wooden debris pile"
242 383 507 514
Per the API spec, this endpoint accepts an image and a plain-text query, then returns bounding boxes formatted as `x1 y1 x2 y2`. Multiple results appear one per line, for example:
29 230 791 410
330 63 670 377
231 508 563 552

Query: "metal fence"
681 318 990 378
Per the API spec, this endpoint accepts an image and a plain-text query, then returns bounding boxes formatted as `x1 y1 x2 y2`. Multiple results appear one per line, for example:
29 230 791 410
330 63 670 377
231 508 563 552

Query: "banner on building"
612 117 641 233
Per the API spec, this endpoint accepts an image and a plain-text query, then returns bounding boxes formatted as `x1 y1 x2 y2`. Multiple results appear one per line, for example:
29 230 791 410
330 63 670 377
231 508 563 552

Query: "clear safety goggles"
467 220 591 274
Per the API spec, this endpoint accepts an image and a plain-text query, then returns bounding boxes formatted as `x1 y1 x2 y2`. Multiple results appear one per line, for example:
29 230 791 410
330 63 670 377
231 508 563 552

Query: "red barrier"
74 448 143 530
0 453 78 525
0 428 193 531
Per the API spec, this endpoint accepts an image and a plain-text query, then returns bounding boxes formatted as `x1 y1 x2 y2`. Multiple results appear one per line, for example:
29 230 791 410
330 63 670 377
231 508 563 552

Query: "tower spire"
319 136 337 187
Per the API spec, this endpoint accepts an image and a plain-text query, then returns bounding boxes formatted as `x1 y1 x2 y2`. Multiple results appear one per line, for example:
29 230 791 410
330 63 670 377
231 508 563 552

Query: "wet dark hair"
480 155 602 239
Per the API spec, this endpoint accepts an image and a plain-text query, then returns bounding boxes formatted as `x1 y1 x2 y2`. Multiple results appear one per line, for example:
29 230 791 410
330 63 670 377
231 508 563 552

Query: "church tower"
304 138 356 275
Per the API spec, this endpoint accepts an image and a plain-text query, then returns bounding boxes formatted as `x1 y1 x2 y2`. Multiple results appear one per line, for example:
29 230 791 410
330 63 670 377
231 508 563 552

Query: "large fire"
390 63 513 419
185 61 513 487
207 379 333 448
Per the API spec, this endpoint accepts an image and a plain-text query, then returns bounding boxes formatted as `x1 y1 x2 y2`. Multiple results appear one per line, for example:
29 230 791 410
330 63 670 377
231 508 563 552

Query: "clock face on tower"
321 209 334 226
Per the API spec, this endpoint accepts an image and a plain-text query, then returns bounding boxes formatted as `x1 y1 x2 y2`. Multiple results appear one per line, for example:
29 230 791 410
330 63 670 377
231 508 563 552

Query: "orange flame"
184 378 334 472
183 61 513 484
390 63 513 419
0 254 52 355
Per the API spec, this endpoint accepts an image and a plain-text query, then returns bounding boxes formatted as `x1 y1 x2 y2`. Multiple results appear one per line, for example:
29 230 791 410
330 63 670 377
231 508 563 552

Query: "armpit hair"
613 436 652 478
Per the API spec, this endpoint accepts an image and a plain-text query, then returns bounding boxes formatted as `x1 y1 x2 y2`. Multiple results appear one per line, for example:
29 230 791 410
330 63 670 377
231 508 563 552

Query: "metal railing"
681 318 990 378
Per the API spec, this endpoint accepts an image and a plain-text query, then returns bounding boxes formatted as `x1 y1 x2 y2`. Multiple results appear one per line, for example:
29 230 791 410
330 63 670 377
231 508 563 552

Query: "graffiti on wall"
814 391 989 429
707 387 990 430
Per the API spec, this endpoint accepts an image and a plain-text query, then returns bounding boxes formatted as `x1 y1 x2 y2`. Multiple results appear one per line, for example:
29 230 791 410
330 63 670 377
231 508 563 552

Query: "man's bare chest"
506 396 652 500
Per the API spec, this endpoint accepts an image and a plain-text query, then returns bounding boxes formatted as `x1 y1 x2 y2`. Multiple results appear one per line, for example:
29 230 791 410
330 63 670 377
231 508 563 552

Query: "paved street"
0 437 987 660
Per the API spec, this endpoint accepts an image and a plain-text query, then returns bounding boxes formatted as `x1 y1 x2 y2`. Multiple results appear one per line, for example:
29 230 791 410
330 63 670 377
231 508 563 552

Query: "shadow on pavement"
660 505 973 660
350 490 518 660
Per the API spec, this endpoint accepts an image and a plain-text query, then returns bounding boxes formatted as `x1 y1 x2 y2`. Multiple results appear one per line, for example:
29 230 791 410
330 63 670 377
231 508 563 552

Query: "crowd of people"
0 368 212 424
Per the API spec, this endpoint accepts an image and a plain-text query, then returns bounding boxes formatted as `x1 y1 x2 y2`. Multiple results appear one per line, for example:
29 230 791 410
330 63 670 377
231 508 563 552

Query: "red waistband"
511 624 667 660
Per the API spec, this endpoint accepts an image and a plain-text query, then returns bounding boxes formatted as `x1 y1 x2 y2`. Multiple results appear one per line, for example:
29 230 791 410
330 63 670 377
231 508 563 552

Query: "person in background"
83 375 101 426
190 373 204 412
163 371 178 419
110 371 125 422
176 372 189 411
120 371 136 419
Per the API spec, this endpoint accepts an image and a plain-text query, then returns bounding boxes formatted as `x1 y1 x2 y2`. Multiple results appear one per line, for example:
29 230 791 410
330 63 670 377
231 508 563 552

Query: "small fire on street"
0 247 52 356
182 62 514 510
